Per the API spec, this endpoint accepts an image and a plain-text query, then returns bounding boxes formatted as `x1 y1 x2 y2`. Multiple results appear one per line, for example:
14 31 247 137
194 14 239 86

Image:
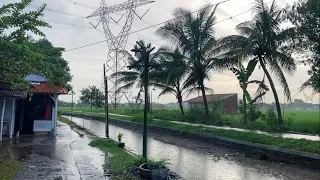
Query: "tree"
230 60 269 123
288 0 320 93
80 86 104 110
156 5 234 116
217 0 296 125
0 0 71 90
110 41 158 110
151 47 189 115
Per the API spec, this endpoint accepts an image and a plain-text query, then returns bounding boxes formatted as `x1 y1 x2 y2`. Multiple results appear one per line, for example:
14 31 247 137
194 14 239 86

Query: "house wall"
223 94 238 114
4 98 13 121
187 94 238 115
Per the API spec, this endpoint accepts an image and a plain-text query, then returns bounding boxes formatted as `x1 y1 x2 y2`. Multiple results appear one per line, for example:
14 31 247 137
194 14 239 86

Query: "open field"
59 107 320 134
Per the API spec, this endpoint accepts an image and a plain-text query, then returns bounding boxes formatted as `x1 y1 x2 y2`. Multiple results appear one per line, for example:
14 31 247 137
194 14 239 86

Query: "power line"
45 0 97 9
65 0 231 52
30 4 86 18
202 0 240 24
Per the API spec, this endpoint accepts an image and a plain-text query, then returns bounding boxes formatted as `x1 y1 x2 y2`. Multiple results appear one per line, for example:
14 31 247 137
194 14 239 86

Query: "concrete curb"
62 112 320 169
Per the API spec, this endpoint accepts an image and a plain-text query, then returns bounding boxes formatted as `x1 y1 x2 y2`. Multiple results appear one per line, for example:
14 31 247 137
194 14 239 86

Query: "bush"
261 108 277 125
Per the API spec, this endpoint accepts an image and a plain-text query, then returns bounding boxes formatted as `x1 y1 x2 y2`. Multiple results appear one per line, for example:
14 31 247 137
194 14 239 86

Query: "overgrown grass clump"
0 159 22 180
89 138 167 179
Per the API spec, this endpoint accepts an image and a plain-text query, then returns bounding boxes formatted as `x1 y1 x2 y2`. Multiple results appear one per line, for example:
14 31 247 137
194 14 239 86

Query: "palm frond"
268 61 291 102
158 87 176 98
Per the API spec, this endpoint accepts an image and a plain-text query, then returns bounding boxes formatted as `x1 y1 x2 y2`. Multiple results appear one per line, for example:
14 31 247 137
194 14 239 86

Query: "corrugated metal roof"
185 93 237 103
29 82 68 94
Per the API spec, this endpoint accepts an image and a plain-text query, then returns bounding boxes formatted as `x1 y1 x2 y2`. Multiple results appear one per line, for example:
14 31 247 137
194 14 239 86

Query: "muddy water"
65 116 319 180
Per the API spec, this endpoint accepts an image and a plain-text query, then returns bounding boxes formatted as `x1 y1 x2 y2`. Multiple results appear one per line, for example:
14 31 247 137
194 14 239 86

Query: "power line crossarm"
87 0 155 18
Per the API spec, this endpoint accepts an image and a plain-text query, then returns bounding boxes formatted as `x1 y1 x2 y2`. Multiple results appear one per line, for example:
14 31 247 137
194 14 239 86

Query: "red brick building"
185 93 238 114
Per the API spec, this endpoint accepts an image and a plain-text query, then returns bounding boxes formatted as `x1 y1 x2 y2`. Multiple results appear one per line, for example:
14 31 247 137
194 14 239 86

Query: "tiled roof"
185 93 237 103
29 82 68 94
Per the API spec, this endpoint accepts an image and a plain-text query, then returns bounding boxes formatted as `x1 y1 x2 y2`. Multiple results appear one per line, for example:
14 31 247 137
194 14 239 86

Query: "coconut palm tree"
156 5 234 116
217 0 296 125
150 47 189 115
230 59 269 124
110 40 157 108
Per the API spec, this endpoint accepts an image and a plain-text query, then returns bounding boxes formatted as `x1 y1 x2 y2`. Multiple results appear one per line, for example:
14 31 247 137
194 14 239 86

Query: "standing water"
64 116 319 180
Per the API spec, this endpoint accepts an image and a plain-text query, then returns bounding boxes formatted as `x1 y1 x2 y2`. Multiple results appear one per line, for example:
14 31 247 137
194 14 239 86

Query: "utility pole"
104 64 109 138
71 90 74 122
129 41 155 161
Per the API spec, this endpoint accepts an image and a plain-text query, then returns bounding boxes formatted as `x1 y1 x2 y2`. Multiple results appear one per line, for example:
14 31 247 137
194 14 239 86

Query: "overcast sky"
3 0 319 104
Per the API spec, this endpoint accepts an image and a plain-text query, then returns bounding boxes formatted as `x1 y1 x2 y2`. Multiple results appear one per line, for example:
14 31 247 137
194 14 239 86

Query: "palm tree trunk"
177 94 184 115
200 84 209 116
243 93 247 125
258 57 283 125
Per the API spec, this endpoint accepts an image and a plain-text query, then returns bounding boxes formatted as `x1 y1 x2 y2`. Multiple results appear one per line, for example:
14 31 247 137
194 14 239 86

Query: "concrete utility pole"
87 0 154 109
129 41 155 161
104 63 109 138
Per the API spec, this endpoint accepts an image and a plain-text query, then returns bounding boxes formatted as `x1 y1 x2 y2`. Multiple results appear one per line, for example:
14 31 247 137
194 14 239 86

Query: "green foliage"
59 107 320 134
89 138 167 179
157 5 236 116
0 0 71 90
261 108 278 126
151 47 188 115
132 113 153 123
110 40 156 107
0 158 23 180
80 86 105 108
217 0 297 124
134 157 168 168
288 0 320 93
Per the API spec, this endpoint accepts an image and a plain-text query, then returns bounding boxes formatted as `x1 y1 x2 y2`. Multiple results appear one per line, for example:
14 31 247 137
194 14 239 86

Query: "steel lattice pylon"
87 0 153 109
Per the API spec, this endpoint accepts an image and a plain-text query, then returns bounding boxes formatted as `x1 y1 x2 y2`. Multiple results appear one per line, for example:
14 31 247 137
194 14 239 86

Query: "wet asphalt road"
0 122 109 180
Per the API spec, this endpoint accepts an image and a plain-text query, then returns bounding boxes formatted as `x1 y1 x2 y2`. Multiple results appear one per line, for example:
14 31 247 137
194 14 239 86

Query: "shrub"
261 108 277 125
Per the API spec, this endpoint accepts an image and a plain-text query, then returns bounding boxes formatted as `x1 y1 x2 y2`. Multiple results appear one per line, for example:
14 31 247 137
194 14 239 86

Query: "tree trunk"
258 57 283 125
177 93 184 116
200 84 209 116
243 93 247 125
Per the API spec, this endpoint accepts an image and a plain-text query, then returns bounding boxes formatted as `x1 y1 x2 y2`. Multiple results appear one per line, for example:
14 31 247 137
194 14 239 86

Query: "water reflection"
64 116 308 180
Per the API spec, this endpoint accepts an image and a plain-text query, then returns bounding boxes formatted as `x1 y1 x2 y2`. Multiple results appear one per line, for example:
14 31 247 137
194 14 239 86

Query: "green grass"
0 159 22 180
59 107 320 134
60 110 320 155
90 138 167 180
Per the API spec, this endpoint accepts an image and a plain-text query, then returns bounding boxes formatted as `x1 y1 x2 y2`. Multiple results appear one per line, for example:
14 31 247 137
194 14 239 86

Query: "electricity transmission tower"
87 0 154 109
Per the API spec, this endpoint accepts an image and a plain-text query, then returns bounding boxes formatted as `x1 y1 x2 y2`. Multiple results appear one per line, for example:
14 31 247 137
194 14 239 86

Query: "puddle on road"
66 116 320 180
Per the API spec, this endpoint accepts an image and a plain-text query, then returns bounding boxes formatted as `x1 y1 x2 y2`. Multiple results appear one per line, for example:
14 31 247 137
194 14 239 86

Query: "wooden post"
104 63 109 138
10 98 16 138
1 98 6 142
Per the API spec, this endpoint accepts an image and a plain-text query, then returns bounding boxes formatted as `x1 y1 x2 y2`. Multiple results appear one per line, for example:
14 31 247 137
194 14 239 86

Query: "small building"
185 93 238 115
0 79 27 142
0 75 68 141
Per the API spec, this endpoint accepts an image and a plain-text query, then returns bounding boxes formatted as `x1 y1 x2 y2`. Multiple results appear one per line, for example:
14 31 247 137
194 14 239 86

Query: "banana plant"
230 59 269 124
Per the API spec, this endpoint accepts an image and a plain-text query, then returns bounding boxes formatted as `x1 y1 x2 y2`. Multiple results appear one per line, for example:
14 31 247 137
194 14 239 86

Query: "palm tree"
217 0 296 125
156 5 234 116
230 59 269 124
151 47 189 115
110 40 157 108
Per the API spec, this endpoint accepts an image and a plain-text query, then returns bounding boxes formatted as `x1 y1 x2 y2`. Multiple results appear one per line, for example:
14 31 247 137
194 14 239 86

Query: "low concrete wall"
62 112 320 168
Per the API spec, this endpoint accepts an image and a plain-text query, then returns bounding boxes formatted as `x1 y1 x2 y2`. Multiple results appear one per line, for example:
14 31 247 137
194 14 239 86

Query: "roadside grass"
89 138 167 180
0 159 22 180
60 111 320 155
59 107 320 134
